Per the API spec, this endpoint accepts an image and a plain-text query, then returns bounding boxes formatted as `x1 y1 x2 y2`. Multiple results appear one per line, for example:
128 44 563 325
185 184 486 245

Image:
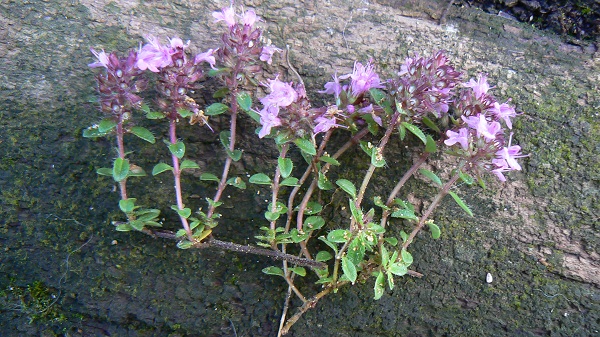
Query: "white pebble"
486 272 493 283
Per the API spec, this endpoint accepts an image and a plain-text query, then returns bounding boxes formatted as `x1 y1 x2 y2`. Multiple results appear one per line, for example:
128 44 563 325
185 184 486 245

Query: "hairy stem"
402 171 461 251
169 119 192 240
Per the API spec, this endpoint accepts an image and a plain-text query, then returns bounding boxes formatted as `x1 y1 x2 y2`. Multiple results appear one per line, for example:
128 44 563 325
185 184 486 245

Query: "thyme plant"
85 5 526 335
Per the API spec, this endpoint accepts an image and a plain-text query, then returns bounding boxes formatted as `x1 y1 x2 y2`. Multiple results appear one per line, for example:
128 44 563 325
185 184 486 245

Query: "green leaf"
127 165 146 177
374 271 385 300
264 211 280 221
421 116 441 133
112 158 129 182
129 220 144 231
349 200 363 224
168 141 185 159
401 122 427 145
236 92 252 112
278 158 293 178
146 110 165 120
226 177 246 189
401 249 413 265
317 172 334 190
369 88 387 105
294 138 316 156
83 127 108 138
425 135 437 153
419 168 442 187
459 170 474 185
428 222 441 239
227 149 242 161
448 191 473 216
177 108 193 118
400 230 409 243
389 263 408 276
398 123 406 140
200 173 219 182
346 237 366 266
119 198 136 213
318 236 339 255
391 209 418 221
205 102 229 116
280 177 300 186
180 160 200 170
289 229 310 243
177 241 194 249
316 251 333 262
135 209 160 222
115 223 134 232
302 201 323 215
341 256 357 284
370 147 386 168
249 173 272 185
384 237 399 246
220 130 231 149
304 216 326 231
289 267 306 277
130 126 155 144
98 119 117 133
360 141 373 157
381 245 390 266
373 196 390 210
96 167 113 176
319 155 340 166
152 163 173 175
387 270 395 290
327 229 350 243
336 179 357 199
262 266 285 277
171 206 191 219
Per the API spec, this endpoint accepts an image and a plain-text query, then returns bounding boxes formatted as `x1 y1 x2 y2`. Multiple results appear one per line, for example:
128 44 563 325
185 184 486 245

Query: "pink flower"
491 133 526 181
319 72 342 98
258 106 282 138
342 60 383 97
89 48 110 68
169 37 188 50
213 6 236 28
136 36 172 72
260 45 282 65
194 49 216 69
464 74 492 98
444 128 470 150
260 78 298 108
241 9 257 26
490 101 516 129
462 114 501 141
314 116 337 134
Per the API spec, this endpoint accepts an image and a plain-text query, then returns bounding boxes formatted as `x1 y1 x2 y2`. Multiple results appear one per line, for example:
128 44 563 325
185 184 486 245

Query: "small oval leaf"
112 158 129 182
130 126 156 144
336 179 357 199
249 173 272 185
152 163 173 176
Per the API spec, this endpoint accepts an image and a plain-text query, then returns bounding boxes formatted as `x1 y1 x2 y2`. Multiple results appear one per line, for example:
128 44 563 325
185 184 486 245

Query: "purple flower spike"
314 116 337 134
213 6 236 28
444 128 470 150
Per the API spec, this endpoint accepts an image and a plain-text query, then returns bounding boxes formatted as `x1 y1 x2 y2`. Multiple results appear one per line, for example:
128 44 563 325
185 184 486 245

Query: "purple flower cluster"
444 74 525 181
135 36 215 119
213 6 278 88
258 77 342 138
390 51 462 119
320 60 383 105
89 48 146 118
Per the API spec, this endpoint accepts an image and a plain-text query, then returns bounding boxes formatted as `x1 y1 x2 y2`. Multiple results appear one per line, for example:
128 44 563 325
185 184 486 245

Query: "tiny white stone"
486 272 493 283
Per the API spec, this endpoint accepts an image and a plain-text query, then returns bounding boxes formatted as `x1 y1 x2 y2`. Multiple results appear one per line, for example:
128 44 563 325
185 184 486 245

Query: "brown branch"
140 228 326 269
